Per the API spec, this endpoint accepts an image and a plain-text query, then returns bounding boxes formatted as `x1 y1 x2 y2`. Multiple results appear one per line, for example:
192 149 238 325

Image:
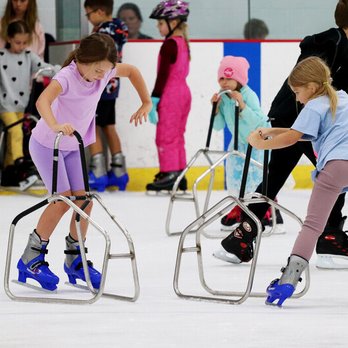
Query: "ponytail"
324 82 338 118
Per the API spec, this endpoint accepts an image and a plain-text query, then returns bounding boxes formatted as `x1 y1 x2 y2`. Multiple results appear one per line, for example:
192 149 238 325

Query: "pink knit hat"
217 56 250 86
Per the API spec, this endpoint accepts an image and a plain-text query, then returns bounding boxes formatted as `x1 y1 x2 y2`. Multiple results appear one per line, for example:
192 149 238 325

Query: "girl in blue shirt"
248 56 348 306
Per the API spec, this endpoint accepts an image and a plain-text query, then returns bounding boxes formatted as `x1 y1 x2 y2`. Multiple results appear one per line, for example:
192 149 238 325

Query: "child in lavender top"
17 33 151 291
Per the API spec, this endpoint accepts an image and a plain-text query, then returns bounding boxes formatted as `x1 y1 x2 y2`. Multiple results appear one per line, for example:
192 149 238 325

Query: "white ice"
0 189 348 348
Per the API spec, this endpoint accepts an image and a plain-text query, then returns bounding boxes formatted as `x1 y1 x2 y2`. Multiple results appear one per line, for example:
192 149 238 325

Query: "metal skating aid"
4 131 140 304
173 145 310 304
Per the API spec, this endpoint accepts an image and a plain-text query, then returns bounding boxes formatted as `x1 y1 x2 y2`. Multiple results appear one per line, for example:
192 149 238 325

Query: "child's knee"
55 202 71 215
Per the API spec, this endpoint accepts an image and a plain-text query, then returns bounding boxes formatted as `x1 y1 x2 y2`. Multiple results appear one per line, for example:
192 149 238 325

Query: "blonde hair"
288 56 338 118
171 20 190 60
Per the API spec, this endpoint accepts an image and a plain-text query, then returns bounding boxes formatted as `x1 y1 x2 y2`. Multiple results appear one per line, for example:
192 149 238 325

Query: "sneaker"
220 206 242 231
316 219 348 269
213 219 257 263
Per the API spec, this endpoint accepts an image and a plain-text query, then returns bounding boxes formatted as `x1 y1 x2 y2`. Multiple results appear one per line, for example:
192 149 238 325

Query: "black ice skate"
220 205 242 231
146 171 187 192
316 217 348 269
213 218 257 264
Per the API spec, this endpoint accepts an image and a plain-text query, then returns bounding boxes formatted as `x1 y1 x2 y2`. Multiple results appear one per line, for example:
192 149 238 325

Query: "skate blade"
145 189 188 197
265 300 283 308
212 248 241 264
12 280 57 293
64 281 98 293
316 254 348 270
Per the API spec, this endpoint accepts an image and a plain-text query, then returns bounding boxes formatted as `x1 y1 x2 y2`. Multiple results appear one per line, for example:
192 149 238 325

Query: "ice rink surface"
0 189 348 348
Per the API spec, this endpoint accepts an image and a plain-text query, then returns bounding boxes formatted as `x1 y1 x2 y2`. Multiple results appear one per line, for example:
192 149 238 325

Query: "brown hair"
84 0 113 16
62 33 118 68
0 0 38 43
335 0 348 28
7 20 30 38
288 56 338 117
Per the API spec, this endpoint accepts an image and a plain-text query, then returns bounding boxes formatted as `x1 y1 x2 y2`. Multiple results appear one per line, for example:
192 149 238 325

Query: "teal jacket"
213 85 269 143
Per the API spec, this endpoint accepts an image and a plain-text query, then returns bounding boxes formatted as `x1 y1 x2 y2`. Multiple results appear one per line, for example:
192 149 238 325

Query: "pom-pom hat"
217 56 250 86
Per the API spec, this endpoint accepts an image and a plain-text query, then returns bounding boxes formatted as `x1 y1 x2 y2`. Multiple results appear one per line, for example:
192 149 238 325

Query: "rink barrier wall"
48 40 314 191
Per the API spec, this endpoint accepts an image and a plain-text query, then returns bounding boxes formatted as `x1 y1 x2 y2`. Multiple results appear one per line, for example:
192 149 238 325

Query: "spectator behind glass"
243 18 269 39
0 0 45 58
117 2 153 39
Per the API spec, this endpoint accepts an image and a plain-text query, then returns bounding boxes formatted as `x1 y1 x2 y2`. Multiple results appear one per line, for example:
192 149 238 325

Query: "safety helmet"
149 0 190 21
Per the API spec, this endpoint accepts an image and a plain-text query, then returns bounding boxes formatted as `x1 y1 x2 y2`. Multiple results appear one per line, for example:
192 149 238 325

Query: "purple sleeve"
52 69 68 93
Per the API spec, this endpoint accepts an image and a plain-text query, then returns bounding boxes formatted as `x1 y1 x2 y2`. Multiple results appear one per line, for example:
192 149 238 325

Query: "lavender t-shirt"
32 60 116 150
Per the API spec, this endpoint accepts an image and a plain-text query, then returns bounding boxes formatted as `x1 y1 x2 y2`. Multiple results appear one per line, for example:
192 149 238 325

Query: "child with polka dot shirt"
0 20 58 185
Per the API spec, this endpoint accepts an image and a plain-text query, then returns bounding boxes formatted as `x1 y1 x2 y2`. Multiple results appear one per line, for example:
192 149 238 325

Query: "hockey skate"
107 153 129 191
146 170 187 193
89 153 108 192
64 235 102 290
316 217 348 269
213 218 257 264
220 204 285 234
16 231 59 291
265 255 308 307
220 205 242 231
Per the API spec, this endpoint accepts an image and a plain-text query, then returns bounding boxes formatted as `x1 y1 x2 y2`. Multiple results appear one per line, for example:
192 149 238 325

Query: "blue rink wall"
51 40 313 191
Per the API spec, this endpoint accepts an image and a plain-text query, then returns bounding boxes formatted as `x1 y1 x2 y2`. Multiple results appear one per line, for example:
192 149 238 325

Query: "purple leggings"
292 160 348 261
29 137 84 194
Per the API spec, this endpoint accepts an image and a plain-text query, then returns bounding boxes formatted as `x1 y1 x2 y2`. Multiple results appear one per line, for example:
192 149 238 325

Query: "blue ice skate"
107 170 129 191
265 279 295 307
17 251 60 291
64 255 102 290
88 171 108 192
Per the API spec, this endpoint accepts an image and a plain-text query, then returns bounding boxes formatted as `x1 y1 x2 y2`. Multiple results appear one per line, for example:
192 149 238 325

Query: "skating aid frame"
4 131 140 304
173 144 310 304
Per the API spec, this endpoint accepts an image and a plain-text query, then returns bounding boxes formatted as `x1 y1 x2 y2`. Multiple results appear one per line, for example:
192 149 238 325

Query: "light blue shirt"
291 90 348 188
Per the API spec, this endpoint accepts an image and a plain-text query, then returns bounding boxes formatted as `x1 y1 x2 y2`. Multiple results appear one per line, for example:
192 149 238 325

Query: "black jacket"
268 28 348 127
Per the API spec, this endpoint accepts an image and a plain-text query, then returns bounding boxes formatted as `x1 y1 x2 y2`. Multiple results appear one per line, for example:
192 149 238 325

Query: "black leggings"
246 140 346 228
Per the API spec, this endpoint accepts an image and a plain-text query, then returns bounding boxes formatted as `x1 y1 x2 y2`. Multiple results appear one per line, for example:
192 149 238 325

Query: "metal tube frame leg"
173 195 310 305
4 194 140 304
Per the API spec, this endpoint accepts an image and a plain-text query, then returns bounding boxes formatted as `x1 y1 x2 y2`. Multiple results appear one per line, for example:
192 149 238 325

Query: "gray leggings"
292 160 348 260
